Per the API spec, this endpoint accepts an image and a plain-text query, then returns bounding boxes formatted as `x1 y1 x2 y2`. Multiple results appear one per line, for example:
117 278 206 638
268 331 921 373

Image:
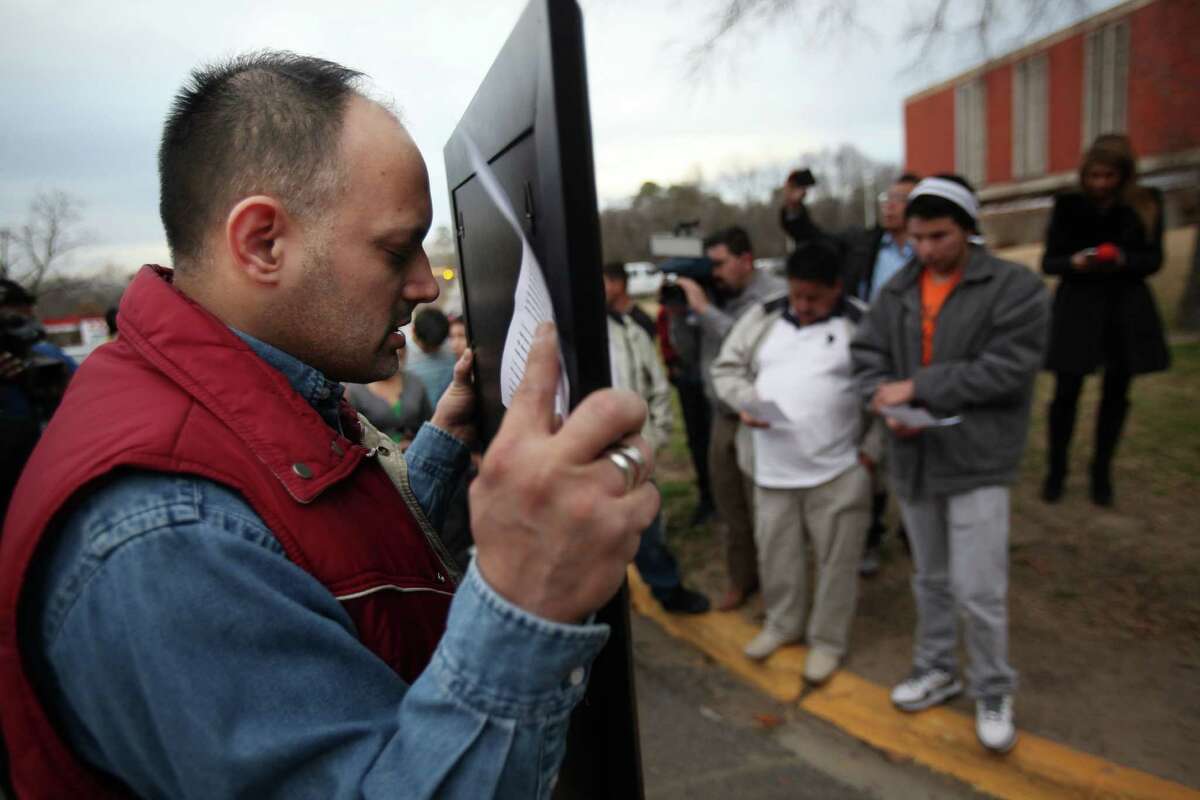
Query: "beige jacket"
607 313 673 453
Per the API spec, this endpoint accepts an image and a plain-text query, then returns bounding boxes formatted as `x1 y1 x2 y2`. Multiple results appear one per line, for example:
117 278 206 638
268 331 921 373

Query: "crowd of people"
0 47 1171 795
635 133 1169 755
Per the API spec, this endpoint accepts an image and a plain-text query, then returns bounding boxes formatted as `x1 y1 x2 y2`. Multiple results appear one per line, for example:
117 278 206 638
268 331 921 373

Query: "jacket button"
568 667 585 687
377 446 391 458
292 462 313 479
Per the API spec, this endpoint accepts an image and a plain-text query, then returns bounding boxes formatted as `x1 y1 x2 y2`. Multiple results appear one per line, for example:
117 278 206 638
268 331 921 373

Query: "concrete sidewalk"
628 569 1200 800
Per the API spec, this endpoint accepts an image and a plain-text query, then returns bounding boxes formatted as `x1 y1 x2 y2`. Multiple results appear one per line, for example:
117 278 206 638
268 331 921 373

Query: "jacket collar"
886 243 994 295
117 265 365 503
231 328 346 434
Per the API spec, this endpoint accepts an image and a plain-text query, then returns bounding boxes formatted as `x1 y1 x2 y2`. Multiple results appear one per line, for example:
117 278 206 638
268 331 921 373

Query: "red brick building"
903 0 1200 236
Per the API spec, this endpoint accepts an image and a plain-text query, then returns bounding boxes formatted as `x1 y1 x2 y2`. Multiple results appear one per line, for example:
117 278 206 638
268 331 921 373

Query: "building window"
1083 20 1130 145
1013 54 1048 179
955 78 987 186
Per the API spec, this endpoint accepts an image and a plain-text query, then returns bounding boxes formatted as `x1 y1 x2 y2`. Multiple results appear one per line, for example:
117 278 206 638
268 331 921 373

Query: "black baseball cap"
0 279 36 307
786 168 816 188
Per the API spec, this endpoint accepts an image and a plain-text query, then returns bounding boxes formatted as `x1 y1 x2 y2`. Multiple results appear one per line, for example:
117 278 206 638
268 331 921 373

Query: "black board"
443 1 644 798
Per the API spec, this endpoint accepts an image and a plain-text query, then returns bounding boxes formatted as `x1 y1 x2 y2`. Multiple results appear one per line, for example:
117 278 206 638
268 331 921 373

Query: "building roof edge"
903 0 1156 105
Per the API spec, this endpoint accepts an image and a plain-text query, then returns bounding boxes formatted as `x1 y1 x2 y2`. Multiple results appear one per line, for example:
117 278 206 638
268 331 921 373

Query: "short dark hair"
785 238 843 286
601 261 628 282
159 51 365 264
413 308 450 348
896 172 921 185
702 226 753 257
905 173 977 233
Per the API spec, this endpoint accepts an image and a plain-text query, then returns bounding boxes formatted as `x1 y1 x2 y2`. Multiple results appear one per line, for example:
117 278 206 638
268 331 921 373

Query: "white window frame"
1013 53 1049 179
955 78 988 187
1083 20 1130 146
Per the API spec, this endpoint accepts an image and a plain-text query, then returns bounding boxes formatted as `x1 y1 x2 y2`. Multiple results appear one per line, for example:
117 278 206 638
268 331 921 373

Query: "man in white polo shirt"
711 241 879 684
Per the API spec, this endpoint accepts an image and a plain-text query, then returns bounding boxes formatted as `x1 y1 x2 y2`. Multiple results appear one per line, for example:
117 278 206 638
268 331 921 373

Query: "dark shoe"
859 545 881 577
1041 472 1065 503
659 586 710 614
1090 476 1114 507
688 503 715 527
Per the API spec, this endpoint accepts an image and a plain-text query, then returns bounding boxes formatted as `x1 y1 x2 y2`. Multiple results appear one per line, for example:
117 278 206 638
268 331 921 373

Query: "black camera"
1 311 48 362
1 311 69 404
657 257 715 308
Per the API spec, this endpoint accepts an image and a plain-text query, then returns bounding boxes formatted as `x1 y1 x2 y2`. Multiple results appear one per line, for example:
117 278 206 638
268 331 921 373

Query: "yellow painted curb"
628 568 1199 800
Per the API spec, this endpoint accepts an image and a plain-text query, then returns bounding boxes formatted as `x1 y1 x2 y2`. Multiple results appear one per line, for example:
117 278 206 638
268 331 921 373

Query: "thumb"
452 348 474 387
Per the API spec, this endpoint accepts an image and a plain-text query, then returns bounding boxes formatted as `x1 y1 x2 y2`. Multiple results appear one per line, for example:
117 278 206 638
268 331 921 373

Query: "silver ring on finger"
606 450 638 494
614 443 647 485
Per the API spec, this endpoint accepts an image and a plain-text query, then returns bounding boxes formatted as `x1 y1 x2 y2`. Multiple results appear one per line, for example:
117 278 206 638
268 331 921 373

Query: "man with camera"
0 279 76 521
673 226 785 611
0 53 657 798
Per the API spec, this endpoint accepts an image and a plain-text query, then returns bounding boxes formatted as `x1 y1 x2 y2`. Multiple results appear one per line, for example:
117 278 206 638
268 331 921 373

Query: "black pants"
1047 369 1132 482
672 378 714 511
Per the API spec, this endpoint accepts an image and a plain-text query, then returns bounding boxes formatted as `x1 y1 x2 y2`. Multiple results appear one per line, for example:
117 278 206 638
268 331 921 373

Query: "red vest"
0 266 456 798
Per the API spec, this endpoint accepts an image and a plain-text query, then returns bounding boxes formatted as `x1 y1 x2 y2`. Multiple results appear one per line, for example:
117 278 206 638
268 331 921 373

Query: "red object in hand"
1094 243 1120 263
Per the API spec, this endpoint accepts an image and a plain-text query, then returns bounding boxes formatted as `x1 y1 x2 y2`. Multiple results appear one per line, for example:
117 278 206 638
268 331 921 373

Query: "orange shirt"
919 267 963 365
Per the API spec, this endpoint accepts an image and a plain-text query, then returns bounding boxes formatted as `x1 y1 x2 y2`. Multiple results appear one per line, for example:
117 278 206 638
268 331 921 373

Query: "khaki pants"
754 464 871 656
709 412 757 592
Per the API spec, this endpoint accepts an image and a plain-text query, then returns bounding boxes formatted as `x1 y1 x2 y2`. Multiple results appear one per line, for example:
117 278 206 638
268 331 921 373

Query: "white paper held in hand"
462 134 570 417
880 404 961 428
741 398 791 425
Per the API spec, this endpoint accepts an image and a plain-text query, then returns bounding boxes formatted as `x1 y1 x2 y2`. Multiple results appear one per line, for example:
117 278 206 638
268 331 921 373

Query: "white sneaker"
743 628 799 661
976 695 1017 753
803 648 840 685
890 667 963 711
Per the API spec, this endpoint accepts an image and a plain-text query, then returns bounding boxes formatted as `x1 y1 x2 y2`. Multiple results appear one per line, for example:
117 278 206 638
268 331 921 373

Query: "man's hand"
430 349 476 445
0 351 25 381
1070 250 1091 271
739 410 770 429
470 323 660 624
674 277 710 314
871 379 915 413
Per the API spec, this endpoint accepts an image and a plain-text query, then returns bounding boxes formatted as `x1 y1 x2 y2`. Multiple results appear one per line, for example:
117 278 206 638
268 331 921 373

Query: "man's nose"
407 258 440 303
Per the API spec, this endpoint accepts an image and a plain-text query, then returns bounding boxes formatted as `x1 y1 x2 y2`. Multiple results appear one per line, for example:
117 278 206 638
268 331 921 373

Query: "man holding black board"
0 50 656 799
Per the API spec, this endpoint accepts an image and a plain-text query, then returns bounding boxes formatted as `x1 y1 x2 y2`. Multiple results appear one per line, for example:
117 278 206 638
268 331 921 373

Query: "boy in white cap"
851 175 1049 753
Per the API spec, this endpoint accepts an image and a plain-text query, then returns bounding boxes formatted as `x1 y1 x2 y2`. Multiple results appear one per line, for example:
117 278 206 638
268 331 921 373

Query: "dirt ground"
652 227 1200 789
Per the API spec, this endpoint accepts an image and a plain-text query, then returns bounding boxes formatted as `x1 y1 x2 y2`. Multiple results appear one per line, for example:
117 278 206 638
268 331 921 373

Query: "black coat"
1041 190 1170 375
779 205 886 302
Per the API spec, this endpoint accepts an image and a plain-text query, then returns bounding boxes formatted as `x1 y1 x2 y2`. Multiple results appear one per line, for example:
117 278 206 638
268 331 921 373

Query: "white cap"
907 177 980 223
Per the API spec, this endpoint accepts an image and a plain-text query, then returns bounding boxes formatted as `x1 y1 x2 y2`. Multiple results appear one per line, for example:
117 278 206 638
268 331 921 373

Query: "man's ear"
224 195 291 286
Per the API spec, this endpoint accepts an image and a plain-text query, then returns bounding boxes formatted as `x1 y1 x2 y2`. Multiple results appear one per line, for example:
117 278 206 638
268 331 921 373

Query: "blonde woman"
1041 134 1170 506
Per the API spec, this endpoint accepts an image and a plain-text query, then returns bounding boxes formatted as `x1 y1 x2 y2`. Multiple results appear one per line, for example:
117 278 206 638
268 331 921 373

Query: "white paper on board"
462 134 569 416
880 404 962 428
741 398 791 425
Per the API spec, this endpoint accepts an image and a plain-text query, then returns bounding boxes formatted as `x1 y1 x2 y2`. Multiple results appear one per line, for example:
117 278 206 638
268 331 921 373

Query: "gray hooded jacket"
850 245 1049 499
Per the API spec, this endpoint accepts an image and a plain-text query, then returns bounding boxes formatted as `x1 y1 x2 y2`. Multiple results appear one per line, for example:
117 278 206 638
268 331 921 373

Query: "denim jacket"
28 332 609 798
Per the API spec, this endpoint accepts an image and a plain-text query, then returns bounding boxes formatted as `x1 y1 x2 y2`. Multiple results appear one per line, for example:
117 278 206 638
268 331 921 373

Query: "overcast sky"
0 0 1118 274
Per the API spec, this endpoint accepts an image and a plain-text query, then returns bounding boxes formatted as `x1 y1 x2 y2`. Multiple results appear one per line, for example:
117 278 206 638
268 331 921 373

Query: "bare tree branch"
691 0 1094 76
9 191 87 295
